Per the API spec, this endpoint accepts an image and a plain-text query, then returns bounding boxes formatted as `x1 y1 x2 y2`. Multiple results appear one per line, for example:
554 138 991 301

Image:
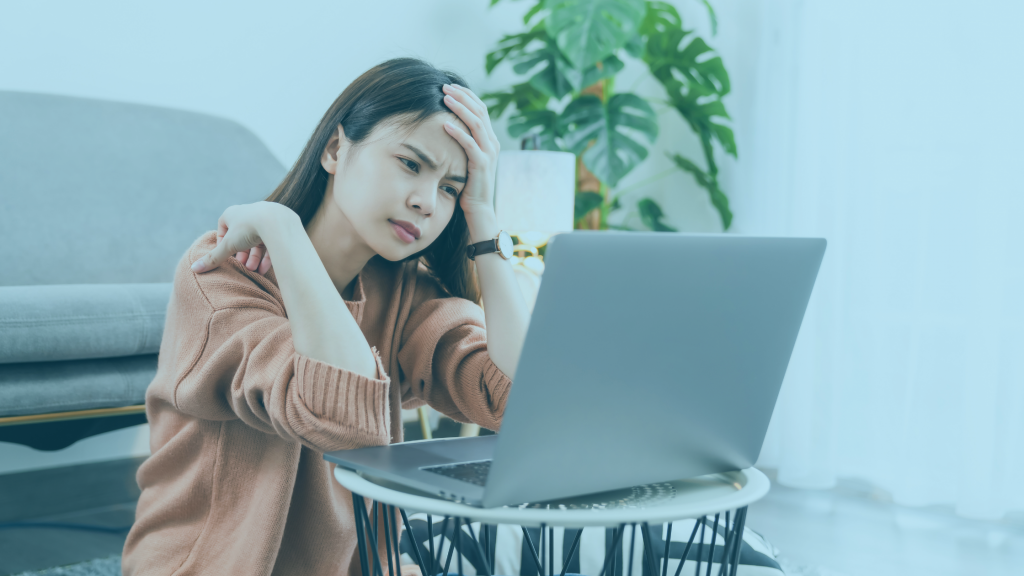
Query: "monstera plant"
484 0 735 231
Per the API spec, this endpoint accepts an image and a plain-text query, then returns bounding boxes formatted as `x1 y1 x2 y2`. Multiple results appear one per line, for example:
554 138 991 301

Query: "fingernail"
191 260 206 272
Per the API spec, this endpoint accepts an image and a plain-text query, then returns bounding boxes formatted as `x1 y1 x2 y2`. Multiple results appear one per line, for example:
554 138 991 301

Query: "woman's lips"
390 220 417 244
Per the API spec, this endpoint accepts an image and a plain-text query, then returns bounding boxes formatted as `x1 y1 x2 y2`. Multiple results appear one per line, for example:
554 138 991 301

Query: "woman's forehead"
378 115 467 172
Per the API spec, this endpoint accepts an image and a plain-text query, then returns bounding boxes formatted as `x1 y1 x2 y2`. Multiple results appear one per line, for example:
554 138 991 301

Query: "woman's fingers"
193 202 281 274
443 121 485 162
244 246 263 271
445 84 499 148
192 237 235 273
443 91 494 154
257 250 272 275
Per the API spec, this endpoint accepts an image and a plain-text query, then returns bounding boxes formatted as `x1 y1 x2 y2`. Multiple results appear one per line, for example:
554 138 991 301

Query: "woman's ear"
320 124 347 175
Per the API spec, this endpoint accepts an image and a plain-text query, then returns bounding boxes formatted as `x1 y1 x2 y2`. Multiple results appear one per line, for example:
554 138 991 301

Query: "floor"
2 436 1023 575
745 472 1024 576
0 504 134 575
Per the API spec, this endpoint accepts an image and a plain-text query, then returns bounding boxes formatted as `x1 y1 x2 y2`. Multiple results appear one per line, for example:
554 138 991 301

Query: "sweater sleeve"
396 267 513 431
165 237 391 452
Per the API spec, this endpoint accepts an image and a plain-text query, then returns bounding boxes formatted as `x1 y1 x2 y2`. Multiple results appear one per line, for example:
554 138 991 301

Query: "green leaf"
708 182 733 229
671 37 730 96
486 28 544 74
700 0 718 36
506 28 581 99
579 55 624 90
512 81 552 111
574 191 604 219
559 93 658 187
645 29 735 159
544 0 646 69
639 1 683 36
669 153 733 229
482 90 516 119
637 198 677 231
508 109 559 137
669 154 712 189
508 109 562 150
624 33 644 58
484 82 552 120
710 122 736 157
523 1 546 24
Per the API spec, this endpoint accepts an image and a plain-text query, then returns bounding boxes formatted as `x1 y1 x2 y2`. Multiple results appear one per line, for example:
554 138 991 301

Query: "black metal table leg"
597 524 625 576
705 513 719 576
400 508 430 576
352 494 371 576
673 519 701 576
349 492 751 576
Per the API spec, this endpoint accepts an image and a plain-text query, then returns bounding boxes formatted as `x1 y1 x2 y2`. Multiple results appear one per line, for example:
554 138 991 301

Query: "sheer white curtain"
717 0 1024 519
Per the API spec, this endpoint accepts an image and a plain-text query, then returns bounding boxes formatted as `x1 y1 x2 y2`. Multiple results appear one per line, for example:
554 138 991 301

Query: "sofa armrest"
0 283 171 364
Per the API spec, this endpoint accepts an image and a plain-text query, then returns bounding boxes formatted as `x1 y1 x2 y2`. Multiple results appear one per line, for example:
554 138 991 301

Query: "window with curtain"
711 0 1024 520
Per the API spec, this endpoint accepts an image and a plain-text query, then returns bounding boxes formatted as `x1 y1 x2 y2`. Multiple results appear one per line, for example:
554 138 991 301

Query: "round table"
334 466 770 576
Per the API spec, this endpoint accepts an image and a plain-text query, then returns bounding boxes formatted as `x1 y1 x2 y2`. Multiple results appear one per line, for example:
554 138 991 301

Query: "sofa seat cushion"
0 355 156 418
0 283 170 364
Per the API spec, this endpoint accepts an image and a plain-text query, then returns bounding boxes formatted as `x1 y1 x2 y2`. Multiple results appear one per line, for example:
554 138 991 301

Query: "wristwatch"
467 230 514 261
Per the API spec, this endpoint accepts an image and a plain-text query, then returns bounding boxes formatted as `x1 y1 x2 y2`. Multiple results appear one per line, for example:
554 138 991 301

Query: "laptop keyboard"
421 460 492 487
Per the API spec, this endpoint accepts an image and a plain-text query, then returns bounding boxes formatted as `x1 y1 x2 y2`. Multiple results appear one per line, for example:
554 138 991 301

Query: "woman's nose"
409 185 437 215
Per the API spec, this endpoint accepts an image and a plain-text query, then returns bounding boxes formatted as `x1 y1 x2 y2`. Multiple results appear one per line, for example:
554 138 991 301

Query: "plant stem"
599 181 609 229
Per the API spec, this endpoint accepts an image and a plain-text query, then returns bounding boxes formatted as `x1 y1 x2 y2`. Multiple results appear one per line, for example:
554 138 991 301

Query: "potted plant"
484 0 735 232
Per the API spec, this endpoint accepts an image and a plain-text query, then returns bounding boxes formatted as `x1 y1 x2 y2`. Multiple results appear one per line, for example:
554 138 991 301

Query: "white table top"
334 467 770 528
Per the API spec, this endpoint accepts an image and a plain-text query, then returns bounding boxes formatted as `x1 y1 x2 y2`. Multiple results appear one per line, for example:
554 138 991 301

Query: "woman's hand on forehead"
440 83 499 218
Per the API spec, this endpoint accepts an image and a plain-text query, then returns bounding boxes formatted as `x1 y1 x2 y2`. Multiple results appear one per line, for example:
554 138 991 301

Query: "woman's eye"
399 157 419 173
441 186 459 197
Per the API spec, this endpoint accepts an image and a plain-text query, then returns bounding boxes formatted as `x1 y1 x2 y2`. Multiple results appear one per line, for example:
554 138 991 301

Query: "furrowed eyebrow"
401 143 467 184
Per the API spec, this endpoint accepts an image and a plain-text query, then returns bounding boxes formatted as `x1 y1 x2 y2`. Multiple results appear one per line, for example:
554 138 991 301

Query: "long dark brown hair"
265 58 479 303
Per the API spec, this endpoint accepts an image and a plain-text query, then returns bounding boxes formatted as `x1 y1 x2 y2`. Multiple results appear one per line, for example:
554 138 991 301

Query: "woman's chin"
373 244 417 262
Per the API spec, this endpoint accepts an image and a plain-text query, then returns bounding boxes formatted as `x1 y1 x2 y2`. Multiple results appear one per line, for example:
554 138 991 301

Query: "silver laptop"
325 231 826 508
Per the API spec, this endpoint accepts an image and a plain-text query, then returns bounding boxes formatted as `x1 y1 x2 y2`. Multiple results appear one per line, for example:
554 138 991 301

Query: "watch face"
497 231 514 259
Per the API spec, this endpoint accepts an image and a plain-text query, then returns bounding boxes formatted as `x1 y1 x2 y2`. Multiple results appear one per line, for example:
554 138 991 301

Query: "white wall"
0 0 735 473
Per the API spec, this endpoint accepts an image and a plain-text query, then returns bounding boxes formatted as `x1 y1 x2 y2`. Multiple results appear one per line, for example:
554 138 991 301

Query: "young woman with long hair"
122 57 530 576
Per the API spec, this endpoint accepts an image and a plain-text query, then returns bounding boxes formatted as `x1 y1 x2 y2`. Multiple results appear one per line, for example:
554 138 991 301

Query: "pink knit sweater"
122 231 512 576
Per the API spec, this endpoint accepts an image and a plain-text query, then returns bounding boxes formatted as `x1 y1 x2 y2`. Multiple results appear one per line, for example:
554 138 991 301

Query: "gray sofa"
0 91 285 449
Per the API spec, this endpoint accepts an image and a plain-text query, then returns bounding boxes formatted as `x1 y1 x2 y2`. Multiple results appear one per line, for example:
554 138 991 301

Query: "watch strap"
466 238 499 260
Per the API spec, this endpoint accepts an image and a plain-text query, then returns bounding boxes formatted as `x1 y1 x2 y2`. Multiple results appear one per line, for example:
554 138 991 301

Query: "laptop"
325 231 826 508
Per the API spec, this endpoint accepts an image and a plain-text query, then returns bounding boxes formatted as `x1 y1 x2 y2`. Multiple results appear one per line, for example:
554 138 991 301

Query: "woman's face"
323 113 469 262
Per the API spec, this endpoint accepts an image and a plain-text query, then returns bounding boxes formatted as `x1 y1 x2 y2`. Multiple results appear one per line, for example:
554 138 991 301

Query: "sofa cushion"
0 283 170 364
0 90 286 287
0 355 156 417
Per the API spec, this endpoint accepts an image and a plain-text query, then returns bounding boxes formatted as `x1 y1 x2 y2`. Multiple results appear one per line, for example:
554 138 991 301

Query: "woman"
122 58 530 576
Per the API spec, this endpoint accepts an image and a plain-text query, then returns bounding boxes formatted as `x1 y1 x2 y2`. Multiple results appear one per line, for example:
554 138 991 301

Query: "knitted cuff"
294 347 391 440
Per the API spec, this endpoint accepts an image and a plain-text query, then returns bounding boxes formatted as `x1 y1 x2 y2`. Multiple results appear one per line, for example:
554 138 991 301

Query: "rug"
11 556 121 576
12 555 846 576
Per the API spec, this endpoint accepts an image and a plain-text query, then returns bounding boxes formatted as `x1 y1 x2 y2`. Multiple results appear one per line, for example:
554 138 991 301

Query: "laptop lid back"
482 232 825 507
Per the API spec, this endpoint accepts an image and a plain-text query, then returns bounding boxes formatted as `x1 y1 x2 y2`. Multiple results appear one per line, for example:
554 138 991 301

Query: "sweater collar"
343 273 366 325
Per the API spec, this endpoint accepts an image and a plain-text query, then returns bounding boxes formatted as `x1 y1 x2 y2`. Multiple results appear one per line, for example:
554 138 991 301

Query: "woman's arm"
440 83 531 380
175 229 390 451
192 202 379 379
465 212 531 380
258 211 379 378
